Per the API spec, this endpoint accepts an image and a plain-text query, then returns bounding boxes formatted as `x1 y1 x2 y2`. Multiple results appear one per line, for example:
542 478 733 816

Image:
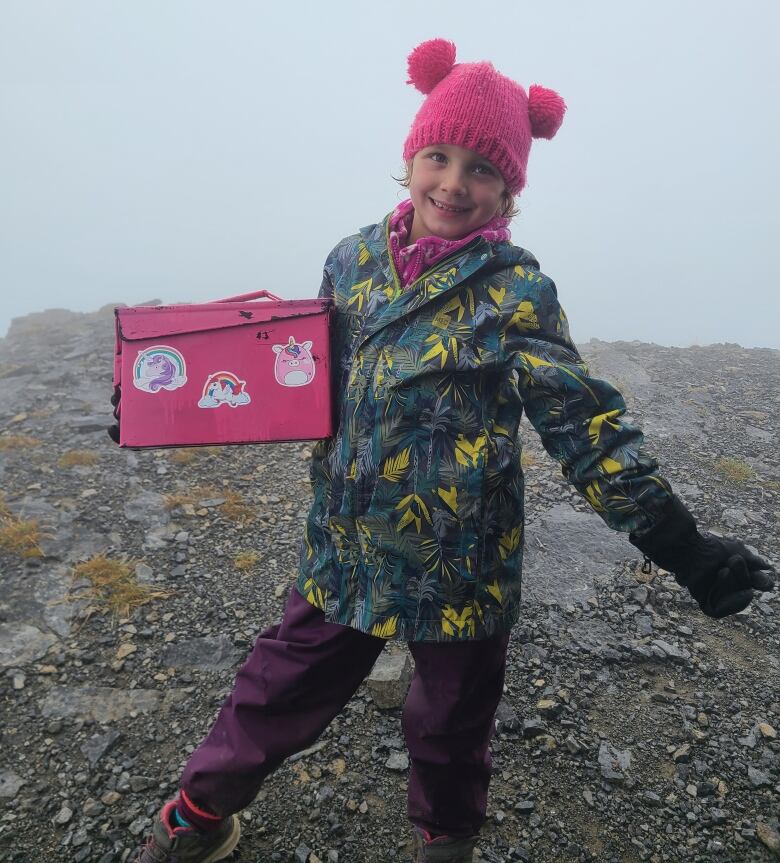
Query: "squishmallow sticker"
197 371 251 408
133 346 187 393
272 336 315 387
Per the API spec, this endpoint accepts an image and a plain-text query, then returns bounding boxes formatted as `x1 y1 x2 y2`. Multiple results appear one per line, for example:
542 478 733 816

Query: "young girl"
134 39 775 863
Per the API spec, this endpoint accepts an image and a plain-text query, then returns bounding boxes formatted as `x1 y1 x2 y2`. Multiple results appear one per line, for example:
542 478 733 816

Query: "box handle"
212 290 283 303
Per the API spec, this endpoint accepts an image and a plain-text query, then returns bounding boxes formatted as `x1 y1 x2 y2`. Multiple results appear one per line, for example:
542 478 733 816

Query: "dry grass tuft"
169 448 200 465
168 446 222 465
0 493 43 558
715 457 754 484
164 486 254 522
234 550 260 572
164 492 192 510
0 517 43 558
59 450 100 468
220 490 255 524
72 555 171 616
0 434 42 451
164 486 220 510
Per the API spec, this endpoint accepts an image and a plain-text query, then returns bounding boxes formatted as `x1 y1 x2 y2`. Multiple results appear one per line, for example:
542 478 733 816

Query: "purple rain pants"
179 586 510 837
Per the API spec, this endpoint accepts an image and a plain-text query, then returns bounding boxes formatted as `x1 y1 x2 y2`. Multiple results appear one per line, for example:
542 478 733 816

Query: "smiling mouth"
430 198 472 213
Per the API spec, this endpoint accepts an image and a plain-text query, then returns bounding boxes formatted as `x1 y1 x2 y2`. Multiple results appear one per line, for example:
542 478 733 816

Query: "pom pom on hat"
407 38 456 94
528 84 566 139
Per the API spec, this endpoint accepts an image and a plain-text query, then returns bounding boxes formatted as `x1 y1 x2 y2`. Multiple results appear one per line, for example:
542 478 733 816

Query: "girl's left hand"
630 495 775 618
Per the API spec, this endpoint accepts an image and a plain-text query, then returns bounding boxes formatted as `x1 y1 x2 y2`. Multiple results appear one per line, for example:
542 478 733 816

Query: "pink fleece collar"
388 198 511 289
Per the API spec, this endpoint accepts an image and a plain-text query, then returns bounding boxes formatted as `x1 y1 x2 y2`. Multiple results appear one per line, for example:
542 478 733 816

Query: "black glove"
630 496 775 618
108 384 121 444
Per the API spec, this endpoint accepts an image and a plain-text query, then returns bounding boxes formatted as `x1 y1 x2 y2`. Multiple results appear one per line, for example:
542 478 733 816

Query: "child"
133 39 775 863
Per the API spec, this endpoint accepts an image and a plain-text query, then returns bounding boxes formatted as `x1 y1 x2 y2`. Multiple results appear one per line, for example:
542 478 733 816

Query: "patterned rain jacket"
296 213 673 641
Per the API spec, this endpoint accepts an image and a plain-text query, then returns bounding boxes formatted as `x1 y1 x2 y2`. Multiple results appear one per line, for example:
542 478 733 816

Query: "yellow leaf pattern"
380 447 410 483
371 615 398 638
437 485 458 513
296 215 673 643
347 278 373 312
442 604 475 637
421 334 459 368
506 300 539 331
357 241 371 266
486 580 503 603
455 433 487 469
488 285 506 305
396 494 432 534
498 526 522 560
303 577 326 610
599 456 624 475
589 409 622 447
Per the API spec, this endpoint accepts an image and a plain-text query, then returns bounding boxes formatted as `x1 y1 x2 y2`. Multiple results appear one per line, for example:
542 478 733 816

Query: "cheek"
409 163 435 192
408 173 425 195
477 186 505 212
408 183 429 209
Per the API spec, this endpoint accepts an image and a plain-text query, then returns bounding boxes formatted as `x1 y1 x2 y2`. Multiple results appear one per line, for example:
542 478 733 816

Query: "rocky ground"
0 304 778 863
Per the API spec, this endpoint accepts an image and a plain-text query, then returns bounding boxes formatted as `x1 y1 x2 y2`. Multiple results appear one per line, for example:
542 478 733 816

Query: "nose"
440 166 467 196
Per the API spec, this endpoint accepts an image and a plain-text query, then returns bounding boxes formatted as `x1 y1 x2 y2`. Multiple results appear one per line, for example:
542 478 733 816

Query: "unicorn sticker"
132 346 187 393
272 336 316 387
197 371 251 408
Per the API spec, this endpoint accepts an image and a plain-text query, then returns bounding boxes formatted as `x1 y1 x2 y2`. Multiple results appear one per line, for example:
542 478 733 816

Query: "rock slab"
40 686 185 723
365 651 412 709
0 623 57 667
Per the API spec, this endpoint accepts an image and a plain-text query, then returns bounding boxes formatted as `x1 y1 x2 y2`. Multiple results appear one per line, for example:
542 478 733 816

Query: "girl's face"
407 143 507 244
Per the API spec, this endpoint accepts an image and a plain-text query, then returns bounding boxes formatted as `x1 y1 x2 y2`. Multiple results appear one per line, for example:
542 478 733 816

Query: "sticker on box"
133 346 187 393
272 337 315 387
197 371 251 408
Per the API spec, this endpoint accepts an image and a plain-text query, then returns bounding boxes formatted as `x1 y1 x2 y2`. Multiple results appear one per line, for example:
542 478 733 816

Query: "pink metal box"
112 290 333 448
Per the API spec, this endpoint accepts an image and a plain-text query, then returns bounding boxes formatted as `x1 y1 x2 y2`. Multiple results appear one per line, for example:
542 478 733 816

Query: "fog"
1 0 778 348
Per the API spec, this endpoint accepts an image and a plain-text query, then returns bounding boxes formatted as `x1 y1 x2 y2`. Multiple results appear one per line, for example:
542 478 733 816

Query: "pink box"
112 290 333 448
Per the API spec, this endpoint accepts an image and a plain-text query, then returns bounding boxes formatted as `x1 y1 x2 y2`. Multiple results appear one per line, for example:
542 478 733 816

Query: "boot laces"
134 838 168 863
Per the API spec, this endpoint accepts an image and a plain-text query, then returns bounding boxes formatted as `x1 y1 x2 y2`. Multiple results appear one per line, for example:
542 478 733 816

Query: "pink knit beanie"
403 39 566 195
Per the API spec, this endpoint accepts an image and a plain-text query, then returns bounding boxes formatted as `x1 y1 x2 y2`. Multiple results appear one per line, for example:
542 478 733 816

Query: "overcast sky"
1 0 778 348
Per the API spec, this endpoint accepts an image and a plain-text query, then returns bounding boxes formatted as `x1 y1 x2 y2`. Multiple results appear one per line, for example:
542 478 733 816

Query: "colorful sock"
178 789 226 833
173 808 192 829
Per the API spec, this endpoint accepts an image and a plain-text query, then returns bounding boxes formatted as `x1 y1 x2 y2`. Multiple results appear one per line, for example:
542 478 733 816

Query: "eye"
473 163 495 176
427 151 447 164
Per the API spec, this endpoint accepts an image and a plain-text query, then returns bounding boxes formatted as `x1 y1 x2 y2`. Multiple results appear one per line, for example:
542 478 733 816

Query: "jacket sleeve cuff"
628 495 698 561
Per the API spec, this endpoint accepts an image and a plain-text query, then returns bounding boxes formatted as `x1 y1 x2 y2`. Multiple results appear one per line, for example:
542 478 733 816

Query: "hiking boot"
412 827 477 862
133 799 241 862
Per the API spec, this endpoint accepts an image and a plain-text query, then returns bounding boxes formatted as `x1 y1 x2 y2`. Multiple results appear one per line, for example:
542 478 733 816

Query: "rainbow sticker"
197 371 251 409
133 346 187 393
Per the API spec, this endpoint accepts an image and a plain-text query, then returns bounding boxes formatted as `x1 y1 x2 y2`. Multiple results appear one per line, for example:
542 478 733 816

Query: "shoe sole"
202 816 241 863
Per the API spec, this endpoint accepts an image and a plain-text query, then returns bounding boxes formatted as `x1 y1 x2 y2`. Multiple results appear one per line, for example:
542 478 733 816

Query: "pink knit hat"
403 39 566 195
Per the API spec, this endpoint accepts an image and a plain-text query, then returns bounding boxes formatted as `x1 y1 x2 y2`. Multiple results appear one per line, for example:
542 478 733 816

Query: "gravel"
0 309 778 862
